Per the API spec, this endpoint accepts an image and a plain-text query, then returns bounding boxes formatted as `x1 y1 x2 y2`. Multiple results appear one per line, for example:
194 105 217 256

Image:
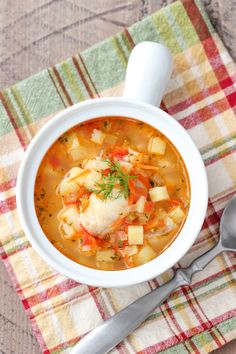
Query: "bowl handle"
123 41 173 107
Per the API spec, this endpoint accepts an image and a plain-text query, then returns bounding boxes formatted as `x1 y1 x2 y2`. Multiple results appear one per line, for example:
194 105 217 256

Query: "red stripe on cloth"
181 0 211 41
189 287 227 346
25 278 79 307
167 73 235 117
0 195 16 214
1 243 31 259
1 247 49 352
202 38 230 82
178 96 230 130
0 92 26 149
0 178 16 192
181 287 209 331
226 91 236 107
89 287 107 320
124 28 135 48
205 146 236 167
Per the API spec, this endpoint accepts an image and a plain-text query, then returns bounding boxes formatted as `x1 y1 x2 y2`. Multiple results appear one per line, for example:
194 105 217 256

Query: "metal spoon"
71 194 236 354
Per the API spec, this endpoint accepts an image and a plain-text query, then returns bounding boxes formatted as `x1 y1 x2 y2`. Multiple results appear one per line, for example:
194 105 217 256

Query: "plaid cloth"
1 0 236 353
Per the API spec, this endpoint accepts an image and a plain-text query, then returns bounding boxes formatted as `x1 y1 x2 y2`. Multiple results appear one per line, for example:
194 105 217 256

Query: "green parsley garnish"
91 159 136 200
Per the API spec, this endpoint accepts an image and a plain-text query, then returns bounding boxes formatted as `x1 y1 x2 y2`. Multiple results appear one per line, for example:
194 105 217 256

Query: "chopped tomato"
137 173 151 188
102 168 112 176
49 156 61 169
109 147 128 160
128 178 148 202
77 186 86 198
81 229 97 248
64 193 78 205
144 201 155 213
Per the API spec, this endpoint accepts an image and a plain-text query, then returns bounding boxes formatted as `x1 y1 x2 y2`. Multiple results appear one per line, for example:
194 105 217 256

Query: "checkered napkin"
1 0 236 353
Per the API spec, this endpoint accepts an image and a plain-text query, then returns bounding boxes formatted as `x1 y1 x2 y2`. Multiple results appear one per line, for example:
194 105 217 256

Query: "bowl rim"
16 97 208 287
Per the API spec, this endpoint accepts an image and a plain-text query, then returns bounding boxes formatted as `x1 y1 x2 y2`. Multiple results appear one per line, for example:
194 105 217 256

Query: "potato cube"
128 225 144 245
91 129 106 144
60 223 76 240
58 206 80 224
83 158 109 171
148 137 166 155
119 161 132 173
135 196 146 213
149 186 170 202
133 245 157 266
58 167 89 195
119 245 138 257
96 249 116 262
169 206 185 224
84 170 102 190
68 139 88 162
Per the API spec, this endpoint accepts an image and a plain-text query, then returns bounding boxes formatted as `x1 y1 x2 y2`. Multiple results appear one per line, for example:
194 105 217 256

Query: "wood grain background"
0 1 236 353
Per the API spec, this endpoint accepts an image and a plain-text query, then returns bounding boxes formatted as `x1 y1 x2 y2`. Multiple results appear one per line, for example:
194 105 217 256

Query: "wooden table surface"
0 1 235 353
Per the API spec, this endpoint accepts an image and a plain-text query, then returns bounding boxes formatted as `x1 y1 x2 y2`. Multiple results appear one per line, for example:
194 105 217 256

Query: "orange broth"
34 117 190 270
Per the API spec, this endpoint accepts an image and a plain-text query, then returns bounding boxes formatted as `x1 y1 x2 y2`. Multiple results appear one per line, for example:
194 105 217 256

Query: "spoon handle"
70 242 224 354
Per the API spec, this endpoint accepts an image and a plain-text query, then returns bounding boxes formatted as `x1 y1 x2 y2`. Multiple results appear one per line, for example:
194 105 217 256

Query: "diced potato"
119 245 138 257
68 139 88 162
58 167 89 195
60 222 77 240
169 206 185 224
128 225 144 245
135 196 146 213
96 249 116 262
148 137 166 155
133 244 157 266
149 186 170 202
148 237 161 250
119 160 132 173
82 158 109 171
84 170 102 190
104 134 117 145
58 206 80 226
91 129 106 144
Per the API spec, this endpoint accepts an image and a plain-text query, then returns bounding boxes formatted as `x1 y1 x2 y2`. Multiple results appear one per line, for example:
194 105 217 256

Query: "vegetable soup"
34 117 190 270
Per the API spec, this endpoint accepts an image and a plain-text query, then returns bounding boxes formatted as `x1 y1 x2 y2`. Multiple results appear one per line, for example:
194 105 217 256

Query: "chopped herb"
150 180 155 187
111 252 119 260
49 213 52 217
40 188 46 199
104 120 111 129
58 134 68 143
117 240 123 248
91 159 136 200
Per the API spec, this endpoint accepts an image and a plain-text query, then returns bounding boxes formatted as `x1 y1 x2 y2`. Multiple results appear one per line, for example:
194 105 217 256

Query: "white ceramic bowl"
16 43 208 287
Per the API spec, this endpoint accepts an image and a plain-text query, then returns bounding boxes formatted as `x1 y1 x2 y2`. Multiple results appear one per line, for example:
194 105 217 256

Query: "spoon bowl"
220 194 236 250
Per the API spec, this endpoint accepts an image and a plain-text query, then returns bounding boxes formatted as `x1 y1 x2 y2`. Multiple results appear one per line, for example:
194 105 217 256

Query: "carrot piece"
137 173 151 188
135 164 159 171
111 217 125 231
169 199 183 207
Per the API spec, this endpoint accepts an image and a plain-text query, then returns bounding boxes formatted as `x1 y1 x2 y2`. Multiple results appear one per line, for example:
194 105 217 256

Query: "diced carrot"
64 193 78 205
77 186 86 198
144 201 155 213
111 217 125 231
135 164 159 171
169 199 183 207
137 173 151 188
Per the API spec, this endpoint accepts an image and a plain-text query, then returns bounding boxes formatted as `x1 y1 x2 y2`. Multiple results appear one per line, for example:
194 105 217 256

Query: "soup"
34 117 190 270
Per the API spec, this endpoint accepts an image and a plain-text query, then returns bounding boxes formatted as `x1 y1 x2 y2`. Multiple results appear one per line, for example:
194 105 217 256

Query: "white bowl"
16 43 208 287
